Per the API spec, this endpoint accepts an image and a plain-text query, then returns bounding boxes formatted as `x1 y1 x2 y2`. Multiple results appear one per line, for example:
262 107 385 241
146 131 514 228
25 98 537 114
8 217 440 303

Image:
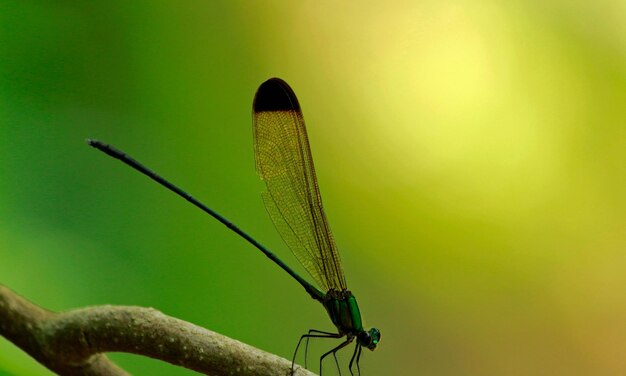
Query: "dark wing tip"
253 77 301 112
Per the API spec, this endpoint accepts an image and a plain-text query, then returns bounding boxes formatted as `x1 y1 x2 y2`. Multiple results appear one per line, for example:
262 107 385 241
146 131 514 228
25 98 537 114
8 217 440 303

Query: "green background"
1 1 625 375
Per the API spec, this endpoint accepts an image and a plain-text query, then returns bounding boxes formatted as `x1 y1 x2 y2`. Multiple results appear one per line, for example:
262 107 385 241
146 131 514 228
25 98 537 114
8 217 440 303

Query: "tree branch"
0 284 315 376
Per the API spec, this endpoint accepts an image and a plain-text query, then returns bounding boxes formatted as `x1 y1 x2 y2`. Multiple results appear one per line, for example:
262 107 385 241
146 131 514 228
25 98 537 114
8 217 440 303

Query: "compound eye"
374 328 381 336
370 328 381 345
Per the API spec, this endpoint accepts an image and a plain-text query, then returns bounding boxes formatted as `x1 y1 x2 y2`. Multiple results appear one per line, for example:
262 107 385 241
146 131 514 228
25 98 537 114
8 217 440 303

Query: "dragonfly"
88 77 380 375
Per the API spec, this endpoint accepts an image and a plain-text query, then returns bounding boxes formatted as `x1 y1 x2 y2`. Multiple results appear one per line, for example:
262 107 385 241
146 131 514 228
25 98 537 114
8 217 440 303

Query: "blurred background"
1 1 624 375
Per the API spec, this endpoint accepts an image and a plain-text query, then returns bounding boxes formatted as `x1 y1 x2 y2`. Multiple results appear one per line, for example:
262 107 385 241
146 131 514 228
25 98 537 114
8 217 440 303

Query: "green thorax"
322 290 363 335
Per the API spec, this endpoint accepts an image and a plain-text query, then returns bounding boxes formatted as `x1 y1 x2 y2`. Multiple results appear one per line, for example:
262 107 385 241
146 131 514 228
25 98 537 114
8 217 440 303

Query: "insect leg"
319 337 354 376
291 330 342 375
348 343 361 375
305 329 339 367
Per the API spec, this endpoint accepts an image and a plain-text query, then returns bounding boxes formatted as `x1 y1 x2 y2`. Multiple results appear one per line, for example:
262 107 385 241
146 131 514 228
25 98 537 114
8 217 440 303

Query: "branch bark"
0 284 316 376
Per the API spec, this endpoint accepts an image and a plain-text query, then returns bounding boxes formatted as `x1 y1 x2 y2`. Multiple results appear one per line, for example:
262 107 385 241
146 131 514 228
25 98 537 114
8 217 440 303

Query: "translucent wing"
252 78 347 292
